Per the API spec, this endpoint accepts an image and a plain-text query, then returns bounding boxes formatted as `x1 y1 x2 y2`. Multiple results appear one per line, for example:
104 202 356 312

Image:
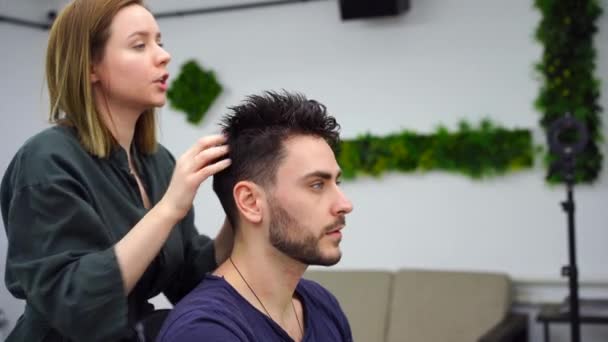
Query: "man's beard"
268 196 345 266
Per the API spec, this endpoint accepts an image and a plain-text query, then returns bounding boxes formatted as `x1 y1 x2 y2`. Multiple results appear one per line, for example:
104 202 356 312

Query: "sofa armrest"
478 313 528 342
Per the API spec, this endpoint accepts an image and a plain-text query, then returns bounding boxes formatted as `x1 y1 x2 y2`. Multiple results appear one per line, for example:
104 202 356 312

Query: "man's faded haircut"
212 90 341 228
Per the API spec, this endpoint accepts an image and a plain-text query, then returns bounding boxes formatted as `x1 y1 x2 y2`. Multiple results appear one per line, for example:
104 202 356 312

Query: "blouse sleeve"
163 209 217 304
4 179 129 341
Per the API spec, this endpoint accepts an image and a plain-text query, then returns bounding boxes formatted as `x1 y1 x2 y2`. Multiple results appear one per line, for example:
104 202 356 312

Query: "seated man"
157 91 354 342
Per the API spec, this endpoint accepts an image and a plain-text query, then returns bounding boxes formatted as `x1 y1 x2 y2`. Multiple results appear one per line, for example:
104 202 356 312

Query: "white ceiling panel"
0 0 306 25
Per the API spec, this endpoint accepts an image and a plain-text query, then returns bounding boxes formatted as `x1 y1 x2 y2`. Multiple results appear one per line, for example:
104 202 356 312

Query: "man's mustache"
323 216 346 234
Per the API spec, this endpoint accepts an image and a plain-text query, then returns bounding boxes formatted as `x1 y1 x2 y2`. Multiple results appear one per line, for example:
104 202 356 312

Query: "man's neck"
216 238 307 325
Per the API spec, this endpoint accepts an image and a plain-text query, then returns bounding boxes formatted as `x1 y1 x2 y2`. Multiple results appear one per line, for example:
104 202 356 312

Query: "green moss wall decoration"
534 0 603 183
167 60 222 124
337 120 534 180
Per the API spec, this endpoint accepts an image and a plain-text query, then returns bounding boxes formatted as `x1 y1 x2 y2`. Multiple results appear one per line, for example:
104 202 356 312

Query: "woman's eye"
133 43 145 50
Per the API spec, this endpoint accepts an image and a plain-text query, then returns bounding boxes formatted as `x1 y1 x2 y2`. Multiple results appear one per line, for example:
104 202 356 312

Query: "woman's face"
92 4 171 112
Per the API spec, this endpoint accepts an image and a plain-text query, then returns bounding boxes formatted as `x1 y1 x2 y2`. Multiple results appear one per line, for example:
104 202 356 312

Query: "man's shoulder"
164 275 244 321
298 278 336 300
157 275 251 342
298 278 344 314
298 278 353 341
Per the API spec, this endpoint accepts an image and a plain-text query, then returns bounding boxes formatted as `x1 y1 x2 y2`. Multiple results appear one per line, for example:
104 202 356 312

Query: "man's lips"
326 216 346 233
327 225 345 234
325 218 346 237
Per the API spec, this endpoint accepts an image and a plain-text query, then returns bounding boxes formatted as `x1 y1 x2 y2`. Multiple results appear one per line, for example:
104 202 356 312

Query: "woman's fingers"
193 145 230 170
164 135 231 220
194 158 232 183
185 134 228 160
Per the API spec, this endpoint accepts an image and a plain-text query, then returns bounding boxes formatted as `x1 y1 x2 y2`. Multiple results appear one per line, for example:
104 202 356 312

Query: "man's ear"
233 181 263 224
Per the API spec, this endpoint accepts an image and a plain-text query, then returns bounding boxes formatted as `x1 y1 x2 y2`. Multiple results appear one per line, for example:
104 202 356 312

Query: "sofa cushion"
386 269 511 342
305 270 393 342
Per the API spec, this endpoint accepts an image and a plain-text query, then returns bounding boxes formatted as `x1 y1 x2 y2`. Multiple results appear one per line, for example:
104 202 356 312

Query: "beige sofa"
304 269 528 342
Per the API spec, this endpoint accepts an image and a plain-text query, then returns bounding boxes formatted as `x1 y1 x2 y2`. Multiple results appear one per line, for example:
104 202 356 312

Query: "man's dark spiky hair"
212 90 341 228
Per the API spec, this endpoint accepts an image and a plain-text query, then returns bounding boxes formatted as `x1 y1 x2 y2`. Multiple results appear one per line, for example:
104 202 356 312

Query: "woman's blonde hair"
46 0 157 157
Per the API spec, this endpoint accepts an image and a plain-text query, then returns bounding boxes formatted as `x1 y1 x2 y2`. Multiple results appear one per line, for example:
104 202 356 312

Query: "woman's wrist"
155 197 185 226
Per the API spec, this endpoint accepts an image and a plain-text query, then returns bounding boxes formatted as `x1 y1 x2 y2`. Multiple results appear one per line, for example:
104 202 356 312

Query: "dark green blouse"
1 125 217 341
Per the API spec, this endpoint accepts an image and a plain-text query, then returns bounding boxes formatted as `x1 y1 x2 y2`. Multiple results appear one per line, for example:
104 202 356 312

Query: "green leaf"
167 60 223 125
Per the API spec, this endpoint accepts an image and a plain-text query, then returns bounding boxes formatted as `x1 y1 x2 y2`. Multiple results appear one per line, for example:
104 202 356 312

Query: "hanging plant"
167 60 222 124
534 0 603 183
337 120 534 180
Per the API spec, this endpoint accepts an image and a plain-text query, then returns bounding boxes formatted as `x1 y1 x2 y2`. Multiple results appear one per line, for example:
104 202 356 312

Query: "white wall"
151 0 608 282
1 0 607 339
0 19 50 338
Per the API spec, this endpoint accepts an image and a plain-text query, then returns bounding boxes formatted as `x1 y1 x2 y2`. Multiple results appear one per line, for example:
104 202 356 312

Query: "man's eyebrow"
301 170 342 180
127 31 162 39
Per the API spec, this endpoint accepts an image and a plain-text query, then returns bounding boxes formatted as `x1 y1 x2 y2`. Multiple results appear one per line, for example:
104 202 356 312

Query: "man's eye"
311 182 324 190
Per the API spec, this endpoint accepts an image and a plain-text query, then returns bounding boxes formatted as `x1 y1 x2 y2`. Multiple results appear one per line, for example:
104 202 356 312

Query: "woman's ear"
233 181 263 224
90 63 102 83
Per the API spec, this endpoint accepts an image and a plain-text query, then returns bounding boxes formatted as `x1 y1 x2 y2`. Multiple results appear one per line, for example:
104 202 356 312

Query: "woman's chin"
149 98 167 108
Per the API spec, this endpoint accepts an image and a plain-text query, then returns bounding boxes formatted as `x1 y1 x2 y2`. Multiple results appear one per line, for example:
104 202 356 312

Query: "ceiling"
0 0 315 29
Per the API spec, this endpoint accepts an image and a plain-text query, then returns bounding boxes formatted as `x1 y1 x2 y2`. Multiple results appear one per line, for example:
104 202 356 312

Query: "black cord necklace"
229 257 304 337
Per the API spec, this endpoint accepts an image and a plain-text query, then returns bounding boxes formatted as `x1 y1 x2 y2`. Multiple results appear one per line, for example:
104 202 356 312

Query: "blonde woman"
0 1 232 341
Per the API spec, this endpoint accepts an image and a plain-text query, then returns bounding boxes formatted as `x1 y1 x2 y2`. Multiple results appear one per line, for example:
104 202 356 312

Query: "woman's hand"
160 134 231 221
116 135 230 294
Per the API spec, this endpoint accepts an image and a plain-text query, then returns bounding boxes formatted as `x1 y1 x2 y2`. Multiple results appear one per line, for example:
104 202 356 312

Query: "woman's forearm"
114 200 181 294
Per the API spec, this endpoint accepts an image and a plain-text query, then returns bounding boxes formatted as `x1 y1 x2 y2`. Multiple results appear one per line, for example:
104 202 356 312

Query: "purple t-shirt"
157 274 352 342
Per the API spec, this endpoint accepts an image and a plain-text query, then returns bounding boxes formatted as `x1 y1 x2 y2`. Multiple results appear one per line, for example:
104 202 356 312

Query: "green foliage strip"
534 0 603 183
337 120 534 180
